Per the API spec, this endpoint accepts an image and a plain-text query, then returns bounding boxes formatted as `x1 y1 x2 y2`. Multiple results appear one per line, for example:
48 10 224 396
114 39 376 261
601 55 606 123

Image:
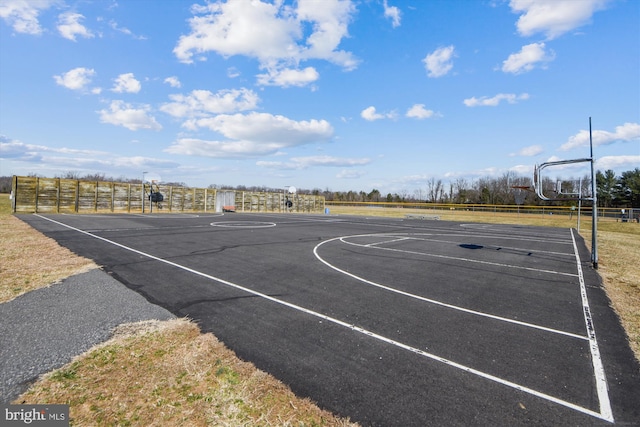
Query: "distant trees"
2 168 638 207
0 176 11 193
597 170 618 207
322 169 639 208
597 168 640 207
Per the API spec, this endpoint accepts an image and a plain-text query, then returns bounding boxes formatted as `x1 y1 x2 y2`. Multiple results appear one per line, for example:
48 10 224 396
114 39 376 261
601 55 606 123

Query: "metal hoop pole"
590 117 598 269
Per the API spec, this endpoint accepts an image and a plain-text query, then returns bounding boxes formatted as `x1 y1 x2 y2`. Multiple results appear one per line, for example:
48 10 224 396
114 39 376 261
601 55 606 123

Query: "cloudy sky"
1 0 638 194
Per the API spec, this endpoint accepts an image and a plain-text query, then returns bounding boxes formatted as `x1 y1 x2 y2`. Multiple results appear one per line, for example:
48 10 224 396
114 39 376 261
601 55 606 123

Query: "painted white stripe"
33 214 612 422
338 234 578 278
365 237 411 247
435 231 574 247
570 229 614 422
402 234 574 257
352 233 573 258
62 213 218 219
314 236 587 341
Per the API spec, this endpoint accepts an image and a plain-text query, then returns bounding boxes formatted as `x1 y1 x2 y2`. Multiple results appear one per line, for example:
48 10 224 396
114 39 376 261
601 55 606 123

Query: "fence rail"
325 201 639 222
10 176 325 214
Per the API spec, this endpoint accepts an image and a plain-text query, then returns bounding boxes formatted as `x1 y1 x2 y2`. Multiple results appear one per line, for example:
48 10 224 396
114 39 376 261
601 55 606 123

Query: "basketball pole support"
589 117 598 269
534 117 598 269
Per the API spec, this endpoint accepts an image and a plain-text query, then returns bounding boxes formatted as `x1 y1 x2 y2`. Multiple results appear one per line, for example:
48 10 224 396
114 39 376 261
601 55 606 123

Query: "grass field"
2 195 638 425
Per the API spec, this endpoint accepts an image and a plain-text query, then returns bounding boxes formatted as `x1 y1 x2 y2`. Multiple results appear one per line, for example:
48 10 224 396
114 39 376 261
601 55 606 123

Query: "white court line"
62 213 221 219
33 214 613 423
260 214 574 250
210 221 276 228
570 229 614 422
314 236 586 340
365 236 411 247
364 233 574 258
82 225 215 233
338 234 578 278
126 213 207 218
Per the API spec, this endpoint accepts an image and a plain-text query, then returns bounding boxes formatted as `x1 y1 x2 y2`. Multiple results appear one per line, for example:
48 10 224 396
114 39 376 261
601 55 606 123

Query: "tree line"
316 168 640 208
1 168 638 207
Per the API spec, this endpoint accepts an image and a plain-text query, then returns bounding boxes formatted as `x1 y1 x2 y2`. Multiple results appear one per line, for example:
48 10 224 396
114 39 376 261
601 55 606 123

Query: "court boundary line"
282 214 576 245
210 221 277 228
32 214 613 423
570 229 613 422
336 233 578 278
364 234 574 258
314 235 586 340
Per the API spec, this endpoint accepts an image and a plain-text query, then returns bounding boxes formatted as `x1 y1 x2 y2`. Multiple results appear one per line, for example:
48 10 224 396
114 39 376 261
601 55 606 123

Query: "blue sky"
1 0 638 194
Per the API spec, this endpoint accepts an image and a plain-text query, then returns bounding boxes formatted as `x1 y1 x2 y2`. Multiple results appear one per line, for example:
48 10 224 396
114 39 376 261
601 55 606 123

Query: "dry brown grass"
0 207 96 303
579 224 640 358
18 319 357 426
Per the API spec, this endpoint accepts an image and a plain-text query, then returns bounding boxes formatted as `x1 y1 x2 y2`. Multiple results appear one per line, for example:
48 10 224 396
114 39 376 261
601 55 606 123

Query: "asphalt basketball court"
16 212 640 426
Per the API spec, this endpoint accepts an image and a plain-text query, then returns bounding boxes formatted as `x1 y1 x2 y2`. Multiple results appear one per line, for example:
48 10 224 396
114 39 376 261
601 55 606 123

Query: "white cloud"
502 42 555 74
189 112 333 144
160 88 259 119
361 106 396 121
0 135 108 162
1 136 179 173
0 0 57 35
109 20 146 40
595 155 640 171
174 0 297 63
560 122 640 151
510 0 610 40
293 155 370 167
163 76 181 88
53 67 96 91
296 0 357 66
406 104 439 120
383 0 401 28
98 100 162 131
463 93 530 107
57 12 93 41
256 66 319 87
111 73 141 93
166 112 333 158
0 137 43 161
509 144 543 157
423 45 455 78
257 155 370 170
510 164 534 175
173 0 358 87
164 138 273 158
337 169 366 179
361 106 382 121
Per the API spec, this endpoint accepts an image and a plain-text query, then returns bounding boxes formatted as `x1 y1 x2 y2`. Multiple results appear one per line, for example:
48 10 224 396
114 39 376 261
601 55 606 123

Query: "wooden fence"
10 176 325 214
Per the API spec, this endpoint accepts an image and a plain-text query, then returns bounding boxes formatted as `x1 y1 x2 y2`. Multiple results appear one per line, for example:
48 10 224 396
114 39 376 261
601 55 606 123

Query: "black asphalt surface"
9 212 640 426
0 268 175 403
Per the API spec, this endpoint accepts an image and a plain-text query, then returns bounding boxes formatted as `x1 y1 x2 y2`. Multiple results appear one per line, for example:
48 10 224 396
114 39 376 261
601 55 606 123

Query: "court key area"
17 212 640 426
